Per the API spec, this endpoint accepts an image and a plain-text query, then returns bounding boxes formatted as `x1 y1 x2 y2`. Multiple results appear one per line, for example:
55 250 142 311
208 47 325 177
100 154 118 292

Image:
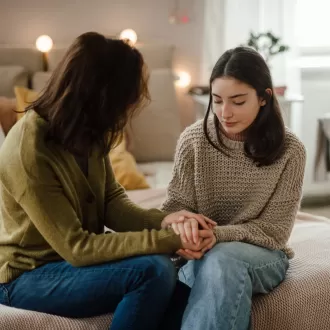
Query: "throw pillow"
109 137 150 190
0 97 17 135
14 86 39 119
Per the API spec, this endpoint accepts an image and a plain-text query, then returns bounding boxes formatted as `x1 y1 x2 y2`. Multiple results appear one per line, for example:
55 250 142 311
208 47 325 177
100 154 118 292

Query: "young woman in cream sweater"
162 46 306 330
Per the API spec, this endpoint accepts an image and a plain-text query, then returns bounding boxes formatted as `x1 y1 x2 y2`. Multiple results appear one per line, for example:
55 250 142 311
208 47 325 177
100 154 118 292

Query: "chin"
221 124 244 135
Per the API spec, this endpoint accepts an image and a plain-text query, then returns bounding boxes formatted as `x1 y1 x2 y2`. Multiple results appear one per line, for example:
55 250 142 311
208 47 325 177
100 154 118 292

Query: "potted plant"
243 31 289 95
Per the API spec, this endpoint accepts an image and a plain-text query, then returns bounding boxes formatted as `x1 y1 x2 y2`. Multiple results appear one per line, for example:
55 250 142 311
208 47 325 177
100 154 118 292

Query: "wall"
300 68 330 197
0 0 205 128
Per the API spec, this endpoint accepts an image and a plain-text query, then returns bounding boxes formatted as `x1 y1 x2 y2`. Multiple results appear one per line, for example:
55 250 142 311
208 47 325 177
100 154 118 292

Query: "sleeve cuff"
144 209 170 230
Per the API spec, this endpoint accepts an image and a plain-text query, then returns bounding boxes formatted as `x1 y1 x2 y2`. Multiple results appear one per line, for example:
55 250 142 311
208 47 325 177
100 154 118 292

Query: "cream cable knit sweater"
162 119 306 258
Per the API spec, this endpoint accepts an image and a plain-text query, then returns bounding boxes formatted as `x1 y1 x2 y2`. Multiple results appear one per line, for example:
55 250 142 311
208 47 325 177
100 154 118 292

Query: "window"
296 0 330 48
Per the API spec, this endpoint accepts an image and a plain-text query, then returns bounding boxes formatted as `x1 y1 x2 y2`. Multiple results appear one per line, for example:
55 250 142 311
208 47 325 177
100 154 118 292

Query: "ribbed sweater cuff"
213 226 233 243
0 268 25 284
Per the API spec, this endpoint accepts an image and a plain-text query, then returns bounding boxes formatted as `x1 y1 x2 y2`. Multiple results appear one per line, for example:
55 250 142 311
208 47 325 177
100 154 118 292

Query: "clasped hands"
161 211 217 260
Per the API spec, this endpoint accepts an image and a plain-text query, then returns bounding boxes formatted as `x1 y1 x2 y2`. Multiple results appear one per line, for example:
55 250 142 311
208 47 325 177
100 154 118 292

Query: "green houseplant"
244 31 289 63
243 31 290 95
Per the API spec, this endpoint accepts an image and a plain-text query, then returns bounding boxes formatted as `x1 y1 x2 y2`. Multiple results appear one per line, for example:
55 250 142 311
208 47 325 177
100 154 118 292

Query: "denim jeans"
0 254 186 330
178 242 289 330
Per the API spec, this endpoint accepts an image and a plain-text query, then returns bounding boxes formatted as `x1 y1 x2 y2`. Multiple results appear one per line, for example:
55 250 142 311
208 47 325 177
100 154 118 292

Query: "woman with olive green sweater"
0 32 215 330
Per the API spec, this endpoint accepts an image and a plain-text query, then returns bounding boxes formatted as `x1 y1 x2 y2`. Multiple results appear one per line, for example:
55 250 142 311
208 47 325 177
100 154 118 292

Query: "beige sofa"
1 46 330 330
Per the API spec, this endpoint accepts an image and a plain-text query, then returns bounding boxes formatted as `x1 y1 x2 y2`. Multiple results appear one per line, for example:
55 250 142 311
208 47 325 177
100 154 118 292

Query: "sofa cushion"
31 71 51 92
109 138 150 190
0 305 112 330
0 97 16 136
14 86 39 119
0 66 28 98
138 161 174 188
126 187 167 209
252 215 330 329
130 69 181 162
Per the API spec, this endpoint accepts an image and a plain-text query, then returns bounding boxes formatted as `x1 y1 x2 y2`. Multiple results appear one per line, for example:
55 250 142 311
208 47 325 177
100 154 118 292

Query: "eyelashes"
213 101 246 106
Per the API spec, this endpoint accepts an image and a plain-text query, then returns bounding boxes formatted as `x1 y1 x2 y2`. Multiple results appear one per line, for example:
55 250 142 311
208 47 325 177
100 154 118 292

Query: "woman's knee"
206 241 285 267
201 246 247 275
140 255 177 289
201 242 288 294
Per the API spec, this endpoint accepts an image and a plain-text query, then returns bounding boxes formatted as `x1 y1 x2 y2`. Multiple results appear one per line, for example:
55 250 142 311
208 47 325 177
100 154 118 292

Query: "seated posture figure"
0 32 215 330
162 46 306 330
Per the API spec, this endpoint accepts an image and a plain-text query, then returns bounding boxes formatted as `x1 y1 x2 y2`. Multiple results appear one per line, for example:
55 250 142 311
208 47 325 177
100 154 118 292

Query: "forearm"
104 158 167 231
213 215 295 250
21 185 181 267
65 228 182 267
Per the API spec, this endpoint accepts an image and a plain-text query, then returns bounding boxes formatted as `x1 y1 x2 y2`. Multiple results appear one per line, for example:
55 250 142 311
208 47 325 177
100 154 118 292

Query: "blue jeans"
0 255 183 330
178 242 289 330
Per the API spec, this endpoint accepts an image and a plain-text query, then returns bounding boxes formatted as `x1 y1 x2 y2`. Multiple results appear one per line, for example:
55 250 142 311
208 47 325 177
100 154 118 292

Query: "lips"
222 122 237 127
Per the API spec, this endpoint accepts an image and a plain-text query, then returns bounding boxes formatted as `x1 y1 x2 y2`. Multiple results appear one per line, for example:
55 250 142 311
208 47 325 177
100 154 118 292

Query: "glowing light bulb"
36 35 53 53
175 71 191 88
119 29 138 46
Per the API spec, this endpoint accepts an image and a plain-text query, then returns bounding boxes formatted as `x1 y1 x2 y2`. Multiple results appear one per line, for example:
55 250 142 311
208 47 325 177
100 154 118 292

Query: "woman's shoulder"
284 128 306 158
0 111 50 177
173 119 205 160
179 119 205 144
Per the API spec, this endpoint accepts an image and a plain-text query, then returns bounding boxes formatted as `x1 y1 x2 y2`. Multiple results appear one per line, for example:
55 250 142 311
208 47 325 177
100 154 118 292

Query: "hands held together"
162 211 217 260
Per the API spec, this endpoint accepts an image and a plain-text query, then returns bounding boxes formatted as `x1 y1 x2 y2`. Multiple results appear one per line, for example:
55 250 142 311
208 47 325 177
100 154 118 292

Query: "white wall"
223 0 289 87
0 0 205 128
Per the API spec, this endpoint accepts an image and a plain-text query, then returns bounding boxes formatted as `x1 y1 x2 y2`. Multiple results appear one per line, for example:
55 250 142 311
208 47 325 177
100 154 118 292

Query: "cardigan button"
86 194 94 203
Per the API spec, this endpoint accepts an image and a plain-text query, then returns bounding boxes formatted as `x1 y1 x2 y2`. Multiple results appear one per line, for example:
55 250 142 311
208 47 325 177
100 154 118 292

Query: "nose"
221 103 233 120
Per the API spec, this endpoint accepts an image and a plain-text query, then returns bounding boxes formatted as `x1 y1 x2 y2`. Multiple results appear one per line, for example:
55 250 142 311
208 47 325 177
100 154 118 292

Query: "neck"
220 125 246 141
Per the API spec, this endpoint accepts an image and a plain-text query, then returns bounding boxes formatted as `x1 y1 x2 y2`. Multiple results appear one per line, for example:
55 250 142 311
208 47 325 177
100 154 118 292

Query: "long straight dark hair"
203 46 285 166
26 32 150 156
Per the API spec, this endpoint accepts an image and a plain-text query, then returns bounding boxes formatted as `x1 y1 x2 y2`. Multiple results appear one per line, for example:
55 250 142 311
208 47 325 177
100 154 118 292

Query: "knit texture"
0 110 181 283
162 119 306 258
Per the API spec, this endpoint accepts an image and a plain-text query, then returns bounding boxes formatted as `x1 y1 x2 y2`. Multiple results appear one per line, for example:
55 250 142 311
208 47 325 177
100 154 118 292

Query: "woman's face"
211 77 267 135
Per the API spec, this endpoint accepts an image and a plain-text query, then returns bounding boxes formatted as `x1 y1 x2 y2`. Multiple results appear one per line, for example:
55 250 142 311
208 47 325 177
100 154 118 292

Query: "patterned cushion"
0 66 28 98
0 305 113 330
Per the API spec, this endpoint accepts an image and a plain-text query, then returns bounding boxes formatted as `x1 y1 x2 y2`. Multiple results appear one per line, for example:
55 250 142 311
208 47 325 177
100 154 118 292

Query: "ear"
260 88 272 106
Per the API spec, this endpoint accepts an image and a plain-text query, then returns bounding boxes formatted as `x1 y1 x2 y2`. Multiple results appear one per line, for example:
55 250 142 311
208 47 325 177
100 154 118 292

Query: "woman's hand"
171 218 199 244
162 211 217 244
176 229 217 260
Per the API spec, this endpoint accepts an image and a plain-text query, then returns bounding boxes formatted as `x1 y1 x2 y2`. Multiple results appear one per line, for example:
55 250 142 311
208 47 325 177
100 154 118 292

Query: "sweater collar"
207 117 245 151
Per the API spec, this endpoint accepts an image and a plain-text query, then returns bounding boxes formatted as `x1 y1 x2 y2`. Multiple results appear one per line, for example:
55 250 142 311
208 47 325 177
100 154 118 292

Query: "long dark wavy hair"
203 46 285 166
26 32 150 156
